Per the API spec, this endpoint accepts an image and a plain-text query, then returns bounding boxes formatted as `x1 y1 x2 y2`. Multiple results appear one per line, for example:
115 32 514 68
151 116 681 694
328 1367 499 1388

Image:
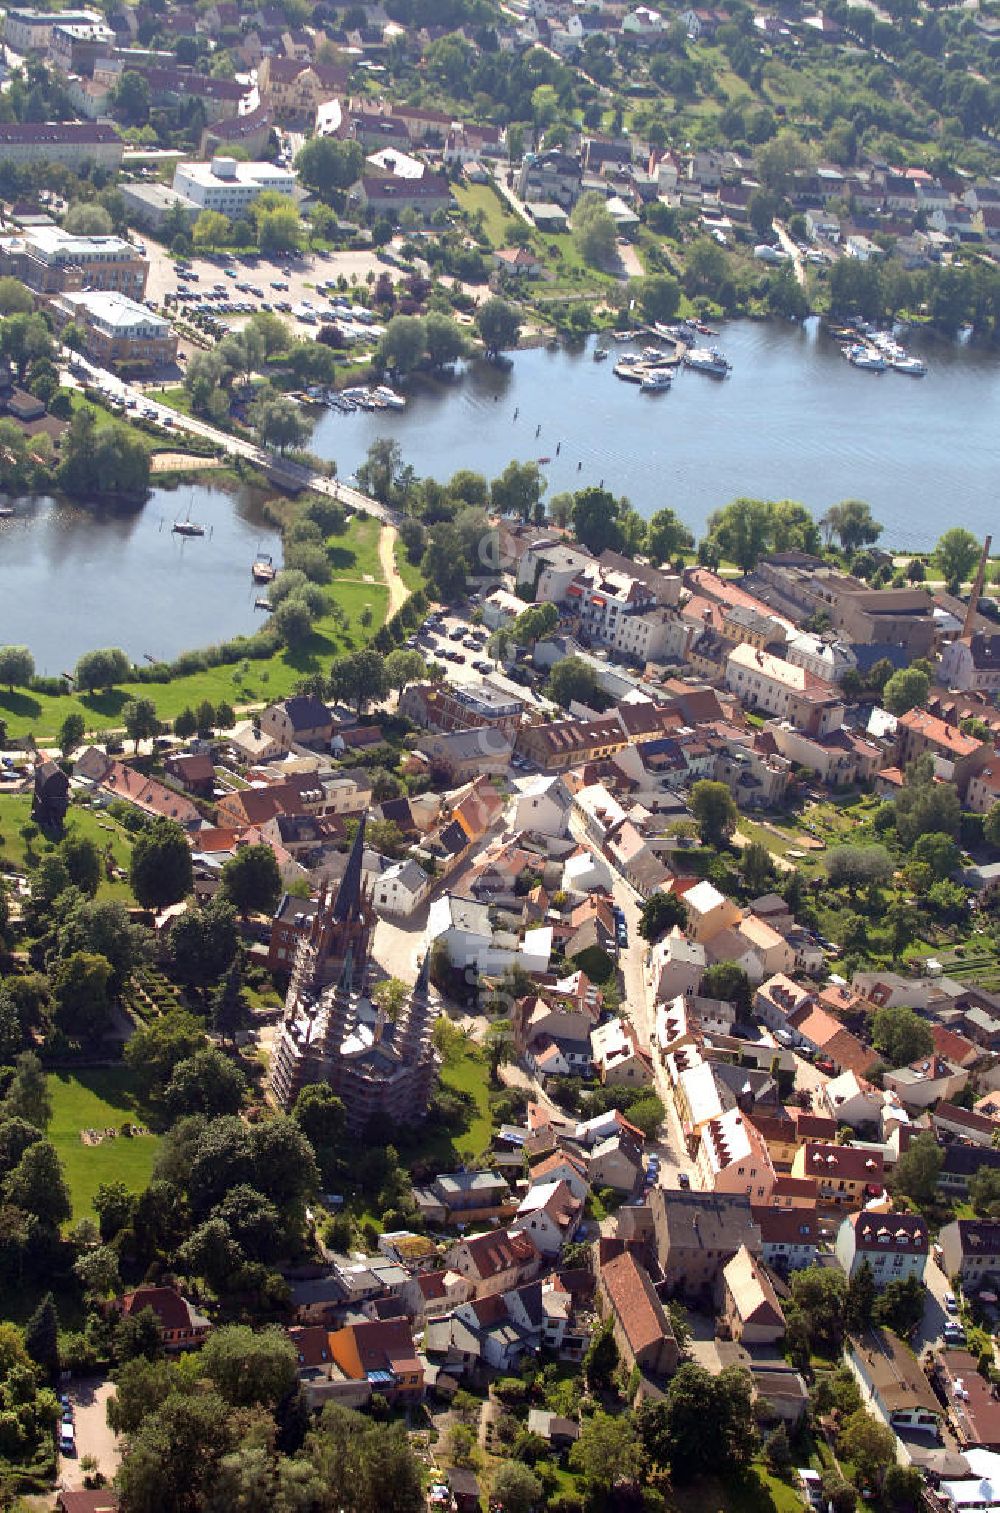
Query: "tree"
59 711 85 757
639 274 682 324
293 1084 346 1177
378 314 427 375
690 779 738 847
0 645 34 692
57 897 138 993
221 844 281 917
211 962 251 1047
329 649 387 718
94 1180 135 1242
2 1051 51 1128
934 527 982 595
572 486 626 555
643 1363 758 1482
825 844 894 891
272 596 316 649
113 69 150 125
383 649 426 695
3 1139 71 1227
640 890 688 942
757 132 816 196
700 962 753 1014
165 1047 247 1120
572 192 618 269
0 277 34 315
839 1409 896 1491
258 205 301 256
647 506 694 565
424 312 469 370
912 830 959 881
491 460 545 524
845 1257 875 1334
250 393 310 454
124 1007 206 1098
895 764 961 848
74 646 131 694
303 1404 424 1513
475 297 520 358
546 656 598 711
821 499 882 554
741 840 775 895
582 1317 618 1391
891 1129 943 1207
487 1452 541 1513
59 832 102 896
871 1005 933 1067
883 667 930 716
421 522 467 603
200 1325 297 1409
873 1276 925 1338
706 497 772 572
24 1292 59 1377
790 1266 847 1354
74 1243 122 1300
53 951 114 1043
116 1389 234 1513
570 1409 643 1497
295 136 364 200
130 817 193 909
122 696 159 752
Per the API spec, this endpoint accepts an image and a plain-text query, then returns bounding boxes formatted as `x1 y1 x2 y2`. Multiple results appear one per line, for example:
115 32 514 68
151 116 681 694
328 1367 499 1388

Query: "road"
64 349 396 526
773 220 806 287
58 1376 120 1493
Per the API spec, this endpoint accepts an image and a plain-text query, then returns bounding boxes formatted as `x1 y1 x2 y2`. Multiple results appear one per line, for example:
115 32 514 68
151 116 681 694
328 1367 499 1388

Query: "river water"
0 483 281 674
311 318 1000 549
2 319 999 669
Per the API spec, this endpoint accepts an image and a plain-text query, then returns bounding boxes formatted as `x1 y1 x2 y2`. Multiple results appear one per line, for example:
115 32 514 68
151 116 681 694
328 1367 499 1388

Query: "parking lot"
412 603 554 717
143 238 406 344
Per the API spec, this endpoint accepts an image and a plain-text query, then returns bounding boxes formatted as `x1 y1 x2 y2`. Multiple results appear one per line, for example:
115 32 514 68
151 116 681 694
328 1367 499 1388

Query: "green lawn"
0 793 135 898
0 515 395 741
668 1464 805 1513
454 181 521 248
440 1042 493 1161
48 1067 160 1222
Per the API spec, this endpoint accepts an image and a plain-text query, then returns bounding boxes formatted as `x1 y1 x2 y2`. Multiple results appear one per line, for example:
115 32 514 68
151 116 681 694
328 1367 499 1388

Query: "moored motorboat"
684 346 731 376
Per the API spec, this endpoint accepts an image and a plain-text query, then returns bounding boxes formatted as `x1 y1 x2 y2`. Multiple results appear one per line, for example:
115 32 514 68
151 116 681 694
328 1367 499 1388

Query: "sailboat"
172 492 205 537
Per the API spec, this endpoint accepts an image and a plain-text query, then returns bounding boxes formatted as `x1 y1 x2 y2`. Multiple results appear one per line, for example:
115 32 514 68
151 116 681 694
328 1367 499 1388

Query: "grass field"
453 181 521 247
48 1067 160 1222
0 514 397 742
0 793 135 899
440 1042 493 1161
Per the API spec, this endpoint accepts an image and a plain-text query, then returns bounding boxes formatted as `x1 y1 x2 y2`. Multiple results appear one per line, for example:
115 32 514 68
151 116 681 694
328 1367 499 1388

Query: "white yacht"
891 354 927 376
640 370 672 392
684 347 731 376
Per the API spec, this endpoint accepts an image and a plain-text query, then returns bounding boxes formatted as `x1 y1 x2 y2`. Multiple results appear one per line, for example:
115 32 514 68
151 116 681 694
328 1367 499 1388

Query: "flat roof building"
172 156 296 216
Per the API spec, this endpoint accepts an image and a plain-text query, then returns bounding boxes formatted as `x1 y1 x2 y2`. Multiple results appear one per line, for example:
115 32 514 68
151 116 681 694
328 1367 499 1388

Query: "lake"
310 317 1000 550
0 483 282 674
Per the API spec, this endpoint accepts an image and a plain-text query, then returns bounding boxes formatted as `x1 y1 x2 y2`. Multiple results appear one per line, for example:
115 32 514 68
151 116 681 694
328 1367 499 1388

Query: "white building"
835 1212 929 1287
4 6 101 50
369 857 430 920
172 156 297 216
511 775 572 837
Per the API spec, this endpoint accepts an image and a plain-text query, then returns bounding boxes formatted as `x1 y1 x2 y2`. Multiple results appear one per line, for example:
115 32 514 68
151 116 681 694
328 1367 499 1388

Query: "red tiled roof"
600 1250 673 1357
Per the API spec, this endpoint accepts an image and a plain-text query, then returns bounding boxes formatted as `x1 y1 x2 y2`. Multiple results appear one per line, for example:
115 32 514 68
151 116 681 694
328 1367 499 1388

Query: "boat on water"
0 504 14 518
614 359 644 382
845 344 886 371
640 370 672 392
684 347 731 376
593 346 609 361
172 494 206 537
373 385 406 410
254 597 272 610
252 551 276 582
891 354 927 375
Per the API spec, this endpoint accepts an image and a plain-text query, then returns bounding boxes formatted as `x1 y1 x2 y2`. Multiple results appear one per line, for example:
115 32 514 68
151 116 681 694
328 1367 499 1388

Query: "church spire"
331 811 367 923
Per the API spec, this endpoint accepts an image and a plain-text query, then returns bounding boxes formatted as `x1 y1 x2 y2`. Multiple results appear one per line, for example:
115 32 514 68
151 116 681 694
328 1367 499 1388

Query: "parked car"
945 1292 958 1314
677 1172 691 1190
59 1426 76 1455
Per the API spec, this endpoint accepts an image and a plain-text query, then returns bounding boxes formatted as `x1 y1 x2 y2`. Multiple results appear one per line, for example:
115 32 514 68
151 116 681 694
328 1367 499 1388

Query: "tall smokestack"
962 535 993 640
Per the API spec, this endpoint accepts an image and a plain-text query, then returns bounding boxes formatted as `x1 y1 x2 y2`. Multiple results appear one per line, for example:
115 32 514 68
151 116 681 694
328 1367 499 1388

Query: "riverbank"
0 509 407 743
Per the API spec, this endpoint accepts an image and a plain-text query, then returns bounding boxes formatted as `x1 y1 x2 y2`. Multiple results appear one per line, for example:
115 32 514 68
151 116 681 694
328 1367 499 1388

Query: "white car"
945 1292 958 1314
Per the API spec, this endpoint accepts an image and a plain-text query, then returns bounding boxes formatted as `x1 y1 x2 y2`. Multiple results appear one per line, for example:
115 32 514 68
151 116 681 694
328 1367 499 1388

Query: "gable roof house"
883 1055 968 1111
444 1229 543 1298
651 1188 762 1300
259 695 333 751
846 1327 941 1440
597 1249 680 1383
835 1212 928 1287
326 1318 424 1405
118 1285 209 1350
513 1179 583 1257
721 1244 787 1345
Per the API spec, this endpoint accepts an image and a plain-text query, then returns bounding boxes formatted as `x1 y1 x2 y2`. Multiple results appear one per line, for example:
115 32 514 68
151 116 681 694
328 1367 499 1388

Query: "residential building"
649 930 707 1002
650 1188 762 1299
939 1144 1000 1201
846 1328 941 1438
791 1142 885 1209
326 1318 423 1405
412 1171 514 1227
415 727 514 781
444 1228 543 1298
517 149 582 208
511 774 573 837
117 1285 209 1350
516 714 628 773
696 1107 776 1203
172 156 296 215
682 879 743 945
513 1179 583 1256
835 1212 929 1287
590 1018 654 1088
5 8 102 51
596 1249 680 1380
939 634 1000 695
931 1350 1000 1451
0 121 122 167
0 227 147 298
726 644 844 734
400 680 524 737
55 290 177 371
883 1055 968 1111
939 1219 1000 1291
721 1244 786 1345
369 858 429 921
751 1207 819 1273
894 709 992 796
259 695 333 751
257 55 348 116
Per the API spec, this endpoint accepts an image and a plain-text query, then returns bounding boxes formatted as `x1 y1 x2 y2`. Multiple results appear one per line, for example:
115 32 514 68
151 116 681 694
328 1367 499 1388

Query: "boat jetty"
303 384 406 414
609 320 733 390
828 320 928 376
